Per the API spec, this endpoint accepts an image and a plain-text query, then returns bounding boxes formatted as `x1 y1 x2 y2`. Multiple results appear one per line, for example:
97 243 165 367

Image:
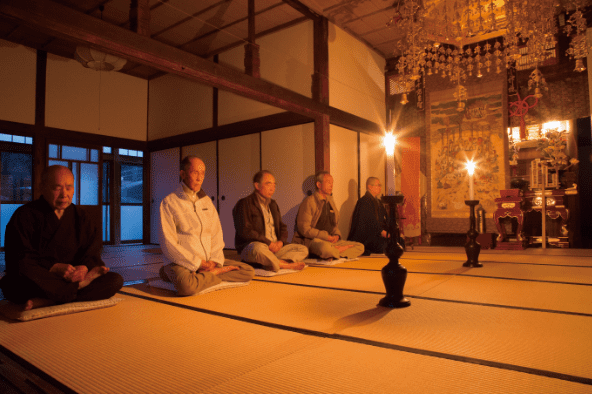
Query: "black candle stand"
463 200 483 268
378 195 411 308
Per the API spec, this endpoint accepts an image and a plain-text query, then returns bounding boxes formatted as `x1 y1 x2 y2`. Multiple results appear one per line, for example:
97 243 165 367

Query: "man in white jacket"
158 156 254 296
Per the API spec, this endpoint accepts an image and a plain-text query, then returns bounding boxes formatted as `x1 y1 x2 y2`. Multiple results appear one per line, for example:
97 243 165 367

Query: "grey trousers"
240 242 309 272
308 238 365 260
161 260 254 296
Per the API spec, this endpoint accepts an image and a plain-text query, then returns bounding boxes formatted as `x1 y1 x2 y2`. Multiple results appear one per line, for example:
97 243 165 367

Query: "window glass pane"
103 161 110 204
90 149 99 163
48 159 68 167
121 164 143 204
62 145 88 161
49 144 58 159
103 205 110 242
71 162 78 205
121 205 142 241
25 137 33 145
103 146 112 154
1 204 23 247
80 163 98 205
138 151 143 158
1 152 32 202
129 150 138 157
12 135 25 144
119 148 129 156
0 134 11 142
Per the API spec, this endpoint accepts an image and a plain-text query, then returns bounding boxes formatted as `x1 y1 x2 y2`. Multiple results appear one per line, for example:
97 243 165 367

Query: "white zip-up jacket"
159 183 225 272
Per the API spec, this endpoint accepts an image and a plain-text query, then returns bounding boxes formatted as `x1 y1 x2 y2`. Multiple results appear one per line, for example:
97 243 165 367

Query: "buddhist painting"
430 89 505 218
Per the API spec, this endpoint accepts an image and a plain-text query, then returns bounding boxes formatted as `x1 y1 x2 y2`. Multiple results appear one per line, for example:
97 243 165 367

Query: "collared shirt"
255 192 277 242
182 182 199 202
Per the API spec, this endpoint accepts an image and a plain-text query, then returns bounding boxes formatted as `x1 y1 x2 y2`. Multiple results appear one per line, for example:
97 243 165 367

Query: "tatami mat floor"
1 245 591 393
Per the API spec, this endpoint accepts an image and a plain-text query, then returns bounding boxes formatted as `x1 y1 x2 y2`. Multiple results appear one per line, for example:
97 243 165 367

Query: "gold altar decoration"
387 0 591 101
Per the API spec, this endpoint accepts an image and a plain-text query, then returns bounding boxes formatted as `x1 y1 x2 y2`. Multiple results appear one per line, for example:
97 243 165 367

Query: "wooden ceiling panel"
259 3 303 24
148 2 194 38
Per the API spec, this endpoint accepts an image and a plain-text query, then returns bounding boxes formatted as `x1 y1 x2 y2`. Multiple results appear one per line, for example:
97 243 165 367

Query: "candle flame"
466 160 476 175
383 131 396 156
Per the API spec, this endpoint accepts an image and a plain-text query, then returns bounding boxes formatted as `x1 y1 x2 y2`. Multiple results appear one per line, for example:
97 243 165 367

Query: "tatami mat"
1 245 591 393
1 292 589 393
202 339 591 394
121 277 592 381
0 294 318 393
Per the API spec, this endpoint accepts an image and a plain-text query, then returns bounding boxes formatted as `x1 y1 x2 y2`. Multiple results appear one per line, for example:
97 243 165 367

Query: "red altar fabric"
400 137 421 237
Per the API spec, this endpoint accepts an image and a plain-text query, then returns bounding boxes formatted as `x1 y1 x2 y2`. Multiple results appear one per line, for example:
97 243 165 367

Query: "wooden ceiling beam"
0 0 324 119
0 0 382 134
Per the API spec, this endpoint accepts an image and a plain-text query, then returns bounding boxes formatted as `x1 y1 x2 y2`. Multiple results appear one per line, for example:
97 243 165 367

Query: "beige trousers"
241 242 309 272
308 238 365 260
161 260 254 296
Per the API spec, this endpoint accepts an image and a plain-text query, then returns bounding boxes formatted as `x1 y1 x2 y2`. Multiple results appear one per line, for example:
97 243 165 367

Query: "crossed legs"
160 260 254 296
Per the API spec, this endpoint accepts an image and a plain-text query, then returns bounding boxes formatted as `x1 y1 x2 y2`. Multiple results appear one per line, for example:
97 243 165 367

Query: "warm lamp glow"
384 132 397 156
466 160 476 176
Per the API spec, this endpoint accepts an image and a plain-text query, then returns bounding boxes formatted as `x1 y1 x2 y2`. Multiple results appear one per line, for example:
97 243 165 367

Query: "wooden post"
315 115 330 173
129 0 150 36
244 0 260 78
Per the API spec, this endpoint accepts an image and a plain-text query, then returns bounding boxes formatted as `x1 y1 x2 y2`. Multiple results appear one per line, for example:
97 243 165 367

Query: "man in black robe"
0 165 123 311
348 177 389 255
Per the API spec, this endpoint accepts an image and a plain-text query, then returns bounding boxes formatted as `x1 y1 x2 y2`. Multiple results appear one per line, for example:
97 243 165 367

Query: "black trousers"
0 271 123 305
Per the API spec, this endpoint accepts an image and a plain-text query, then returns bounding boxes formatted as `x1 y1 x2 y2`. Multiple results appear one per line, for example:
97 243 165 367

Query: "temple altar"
494 188 578 249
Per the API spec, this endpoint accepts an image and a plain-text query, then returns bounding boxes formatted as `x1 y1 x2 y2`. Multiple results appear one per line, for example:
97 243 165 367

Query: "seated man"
159 156 254 296
233 170 308 272
348 177 389 255
0 165 123 312
293 171 364 260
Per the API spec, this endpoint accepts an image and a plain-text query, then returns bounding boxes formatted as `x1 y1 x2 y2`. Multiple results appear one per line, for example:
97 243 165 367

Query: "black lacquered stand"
463 200 483 268
378 195 411 308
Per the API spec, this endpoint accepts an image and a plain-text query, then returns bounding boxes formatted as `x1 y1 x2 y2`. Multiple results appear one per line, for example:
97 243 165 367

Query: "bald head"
41 165 74 214
180 156 206 192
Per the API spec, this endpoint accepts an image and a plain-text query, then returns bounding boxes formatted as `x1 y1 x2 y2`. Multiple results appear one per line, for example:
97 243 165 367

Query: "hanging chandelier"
388 0 591 103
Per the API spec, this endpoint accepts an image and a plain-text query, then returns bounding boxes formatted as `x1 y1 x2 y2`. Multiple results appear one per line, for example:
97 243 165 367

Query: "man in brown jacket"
293 171 364 260
233 170 308 272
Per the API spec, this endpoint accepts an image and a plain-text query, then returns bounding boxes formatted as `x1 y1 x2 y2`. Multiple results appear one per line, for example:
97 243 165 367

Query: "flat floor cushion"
0 296 123 322
149 279 250 294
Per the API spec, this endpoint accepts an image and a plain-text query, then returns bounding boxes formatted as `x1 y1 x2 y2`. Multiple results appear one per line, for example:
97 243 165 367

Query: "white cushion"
0 296 122 322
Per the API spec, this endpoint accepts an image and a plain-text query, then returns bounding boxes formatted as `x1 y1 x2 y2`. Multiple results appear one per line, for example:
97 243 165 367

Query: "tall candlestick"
466 160 476 200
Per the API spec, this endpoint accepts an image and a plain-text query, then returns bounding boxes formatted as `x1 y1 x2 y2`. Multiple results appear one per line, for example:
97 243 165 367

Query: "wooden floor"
1 245 592 393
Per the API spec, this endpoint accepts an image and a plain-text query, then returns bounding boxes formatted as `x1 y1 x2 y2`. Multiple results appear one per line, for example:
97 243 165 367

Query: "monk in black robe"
0 165 123 311
348 177 389 255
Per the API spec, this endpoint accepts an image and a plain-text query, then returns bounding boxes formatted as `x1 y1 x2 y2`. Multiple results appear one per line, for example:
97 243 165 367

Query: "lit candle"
466 160 476 200
383 131 397 195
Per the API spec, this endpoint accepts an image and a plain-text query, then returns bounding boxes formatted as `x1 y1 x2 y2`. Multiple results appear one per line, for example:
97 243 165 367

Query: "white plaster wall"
0 39 36 125
45 54 147 141
328 23 386 127
330 125 359 239
148 74 214 140
359 132 386 197
262 123 315 242
258 21 314 98
218 21 313 99
217 21 313 126
217 91 283 125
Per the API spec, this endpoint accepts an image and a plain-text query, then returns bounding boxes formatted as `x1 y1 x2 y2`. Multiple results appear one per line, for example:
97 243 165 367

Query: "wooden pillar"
112 149 122 245
33 50 47 200
315 115 330 173
313 17 329 105
129 0 150 36
244 0 260 78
